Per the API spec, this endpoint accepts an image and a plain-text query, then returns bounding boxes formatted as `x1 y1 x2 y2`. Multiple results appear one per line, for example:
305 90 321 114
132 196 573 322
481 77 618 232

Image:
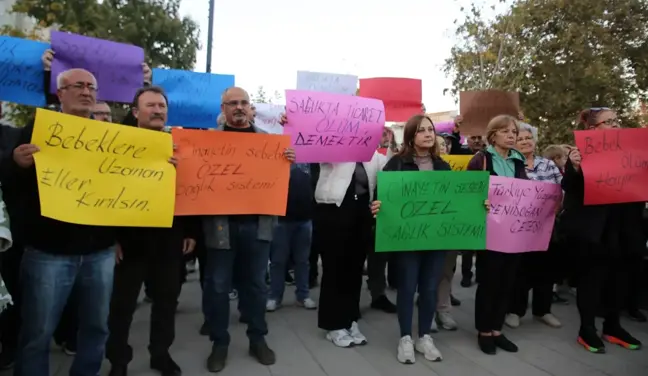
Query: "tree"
12 0 201 69
1 0 200 126
444 0 648 147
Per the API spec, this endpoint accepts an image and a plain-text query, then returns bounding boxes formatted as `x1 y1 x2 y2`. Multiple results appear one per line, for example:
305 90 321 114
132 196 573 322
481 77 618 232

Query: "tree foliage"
251 86 283 104
444 0 648 147
1 0 200 126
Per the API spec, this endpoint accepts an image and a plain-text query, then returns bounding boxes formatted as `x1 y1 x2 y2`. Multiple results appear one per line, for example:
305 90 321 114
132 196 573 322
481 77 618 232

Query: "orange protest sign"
574 128 648 205
172 128 291 215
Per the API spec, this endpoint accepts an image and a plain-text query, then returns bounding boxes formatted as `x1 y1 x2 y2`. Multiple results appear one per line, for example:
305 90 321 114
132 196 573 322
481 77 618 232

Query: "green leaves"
444 0 648 148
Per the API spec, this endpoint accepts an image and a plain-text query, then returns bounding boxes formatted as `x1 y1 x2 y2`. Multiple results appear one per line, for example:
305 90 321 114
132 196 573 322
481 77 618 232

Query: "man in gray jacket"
203 87 295 373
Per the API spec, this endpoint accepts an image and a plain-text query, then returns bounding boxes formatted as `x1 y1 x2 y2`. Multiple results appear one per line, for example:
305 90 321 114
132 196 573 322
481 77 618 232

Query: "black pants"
627 253 644 312
0 244 22 356
475 251 521 332
317 194 372 331
509 251 553 317
577 253 630 328
195 238 207 291
309 225 320 283
106 253 183 365
366 229 388 299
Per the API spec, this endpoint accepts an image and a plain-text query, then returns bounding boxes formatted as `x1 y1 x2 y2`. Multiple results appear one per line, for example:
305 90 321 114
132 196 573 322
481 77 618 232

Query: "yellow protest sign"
31 108 176 227
442 155 472 171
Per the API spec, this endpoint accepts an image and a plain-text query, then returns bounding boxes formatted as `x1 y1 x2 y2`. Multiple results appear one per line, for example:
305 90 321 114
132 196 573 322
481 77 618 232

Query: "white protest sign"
254 103 284 134
296 70 358 95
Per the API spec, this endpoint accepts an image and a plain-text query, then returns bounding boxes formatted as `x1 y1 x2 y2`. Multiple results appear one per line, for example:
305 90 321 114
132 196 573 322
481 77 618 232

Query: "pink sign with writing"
486 176 562 253
284 90 385 162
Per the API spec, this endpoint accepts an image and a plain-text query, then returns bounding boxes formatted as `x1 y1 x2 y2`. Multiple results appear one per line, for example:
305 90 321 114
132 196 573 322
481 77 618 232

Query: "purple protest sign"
486 176 562 253
284 90 385 162
435 120 466 143
50 31 144 103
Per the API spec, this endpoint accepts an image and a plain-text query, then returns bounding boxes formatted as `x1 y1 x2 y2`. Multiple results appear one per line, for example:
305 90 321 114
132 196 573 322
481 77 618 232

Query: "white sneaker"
349 321 368 345
266 299 280 312
297 297 317 310
535 313 562 328
436 312 458 331
505 313 520 328
326 329 354 348
397 336 416 364
431 314 439 333
415 334 442 362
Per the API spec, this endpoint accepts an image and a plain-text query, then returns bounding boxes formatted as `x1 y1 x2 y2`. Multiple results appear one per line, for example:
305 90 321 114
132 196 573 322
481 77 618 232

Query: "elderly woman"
504 123 564 330
467 115 527 355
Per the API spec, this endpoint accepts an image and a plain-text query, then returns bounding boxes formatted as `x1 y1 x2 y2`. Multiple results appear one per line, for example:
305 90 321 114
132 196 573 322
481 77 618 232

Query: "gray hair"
56 68 98 89
518 122 538 142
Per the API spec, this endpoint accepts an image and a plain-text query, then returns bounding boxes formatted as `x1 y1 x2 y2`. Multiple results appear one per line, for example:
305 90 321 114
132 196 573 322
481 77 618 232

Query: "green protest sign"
375 170 489 252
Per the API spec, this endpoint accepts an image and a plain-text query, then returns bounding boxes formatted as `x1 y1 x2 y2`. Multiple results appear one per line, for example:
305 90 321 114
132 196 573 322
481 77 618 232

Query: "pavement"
15 260 648 376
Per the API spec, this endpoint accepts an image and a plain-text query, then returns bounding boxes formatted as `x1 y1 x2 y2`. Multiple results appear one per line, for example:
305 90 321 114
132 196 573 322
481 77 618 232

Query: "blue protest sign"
152 68 235 128
0 36 49 107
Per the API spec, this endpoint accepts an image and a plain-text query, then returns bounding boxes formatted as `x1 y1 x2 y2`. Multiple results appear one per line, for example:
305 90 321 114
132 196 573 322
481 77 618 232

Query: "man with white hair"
2 68 118 376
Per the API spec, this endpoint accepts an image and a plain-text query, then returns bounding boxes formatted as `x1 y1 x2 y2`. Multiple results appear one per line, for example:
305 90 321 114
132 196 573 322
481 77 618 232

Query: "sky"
178 0 480 113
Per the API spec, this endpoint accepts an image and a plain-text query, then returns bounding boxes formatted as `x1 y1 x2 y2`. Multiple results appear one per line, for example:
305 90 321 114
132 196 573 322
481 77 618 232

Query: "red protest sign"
359 78 422 122
574 128 648 205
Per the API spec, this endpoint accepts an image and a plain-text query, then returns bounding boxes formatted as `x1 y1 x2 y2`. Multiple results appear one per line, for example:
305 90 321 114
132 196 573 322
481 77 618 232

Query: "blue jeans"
269 220 312 302
15 248 115 376
396 251 446 337
203 220 270 347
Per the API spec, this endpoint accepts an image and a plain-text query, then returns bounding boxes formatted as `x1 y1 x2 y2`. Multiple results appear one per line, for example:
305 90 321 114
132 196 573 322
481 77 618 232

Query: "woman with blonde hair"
370 115 450 364
467 115 527 355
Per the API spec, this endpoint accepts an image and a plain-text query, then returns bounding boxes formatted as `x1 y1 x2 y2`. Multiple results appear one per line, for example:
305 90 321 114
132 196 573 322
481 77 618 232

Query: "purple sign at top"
50 31 144 103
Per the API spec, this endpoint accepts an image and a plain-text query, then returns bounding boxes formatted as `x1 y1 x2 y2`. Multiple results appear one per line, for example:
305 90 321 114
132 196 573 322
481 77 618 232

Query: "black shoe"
493 334 518 352
477 334 496 355
151 355 181 376
460 276 472 288
552 292 569 305
249 341 276 365
627 309 647 322
577 326 605 353
0 351 15 370
370 295 397 313
602 324 642 350
450 294 461 306
207 346 228 373
285 271 295 285
199 321 209 336
108 364 128 376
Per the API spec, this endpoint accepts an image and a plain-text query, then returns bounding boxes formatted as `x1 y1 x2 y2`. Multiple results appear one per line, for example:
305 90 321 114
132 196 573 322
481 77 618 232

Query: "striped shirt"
525 156 563 185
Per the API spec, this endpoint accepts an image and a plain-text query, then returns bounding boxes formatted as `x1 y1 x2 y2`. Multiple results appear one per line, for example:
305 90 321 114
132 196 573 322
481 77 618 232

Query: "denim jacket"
202 122 278 249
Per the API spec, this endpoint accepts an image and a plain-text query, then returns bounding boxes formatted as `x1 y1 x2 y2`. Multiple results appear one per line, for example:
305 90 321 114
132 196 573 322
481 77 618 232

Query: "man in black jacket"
4 68 117 376
105 86 197 376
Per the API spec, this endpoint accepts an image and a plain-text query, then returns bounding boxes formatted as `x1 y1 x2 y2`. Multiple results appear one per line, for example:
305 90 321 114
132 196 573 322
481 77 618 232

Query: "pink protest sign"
284 90 385 162
486 176 562 253
435 120 466 143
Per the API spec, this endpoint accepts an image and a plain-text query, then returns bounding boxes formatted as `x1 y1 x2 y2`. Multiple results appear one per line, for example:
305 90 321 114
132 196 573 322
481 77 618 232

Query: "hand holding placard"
31 109 176 227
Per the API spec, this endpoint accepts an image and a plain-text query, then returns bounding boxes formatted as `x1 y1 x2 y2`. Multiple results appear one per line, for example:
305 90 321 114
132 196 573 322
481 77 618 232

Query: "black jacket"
0 124 25 243
0 121 117 254
560 158 644 255
117 216 200 259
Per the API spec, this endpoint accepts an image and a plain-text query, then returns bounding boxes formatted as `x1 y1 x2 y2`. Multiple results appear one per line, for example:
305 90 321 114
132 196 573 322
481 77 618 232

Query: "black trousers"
577 253 630 328
475 251 521 332
317 194 372 331
461 251 482 282
106 252 183 365
366 228 388 299
509 251 553 317
309 224 320 283
0 244 22 356
627 253 644 312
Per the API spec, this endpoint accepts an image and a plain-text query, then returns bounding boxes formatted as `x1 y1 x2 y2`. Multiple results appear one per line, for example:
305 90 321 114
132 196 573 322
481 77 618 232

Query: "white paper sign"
296 70 358 95
254 103 284 134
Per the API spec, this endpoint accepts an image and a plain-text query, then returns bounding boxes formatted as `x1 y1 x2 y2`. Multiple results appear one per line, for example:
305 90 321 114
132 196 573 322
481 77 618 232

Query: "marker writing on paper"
0 39 43 93
582 132 622 155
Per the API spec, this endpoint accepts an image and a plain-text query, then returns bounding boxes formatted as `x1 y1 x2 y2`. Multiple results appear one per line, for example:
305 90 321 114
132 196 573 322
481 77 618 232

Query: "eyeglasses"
61 82 97 92
223 100 250 107
597 118 620 126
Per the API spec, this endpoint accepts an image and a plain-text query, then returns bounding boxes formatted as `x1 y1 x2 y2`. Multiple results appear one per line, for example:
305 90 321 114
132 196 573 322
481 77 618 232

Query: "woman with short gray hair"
505 123 564 330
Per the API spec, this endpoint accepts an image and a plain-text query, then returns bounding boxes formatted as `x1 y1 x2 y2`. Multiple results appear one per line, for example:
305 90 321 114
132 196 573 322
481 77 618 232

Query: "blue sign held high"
152 68 235 128
0 36 49 107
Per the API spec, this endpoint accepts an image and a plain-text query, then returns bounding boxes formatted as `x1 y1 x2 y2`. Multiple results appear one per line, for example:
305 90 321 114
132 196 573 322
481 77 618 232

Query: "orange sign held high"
172 128 291 216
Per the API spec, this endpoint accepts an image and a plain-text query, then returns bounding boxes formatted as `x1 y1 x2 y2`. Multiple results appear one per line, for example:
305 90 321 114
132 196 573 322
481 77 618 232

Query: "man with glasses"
203 87 296 372
4 68 117 376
